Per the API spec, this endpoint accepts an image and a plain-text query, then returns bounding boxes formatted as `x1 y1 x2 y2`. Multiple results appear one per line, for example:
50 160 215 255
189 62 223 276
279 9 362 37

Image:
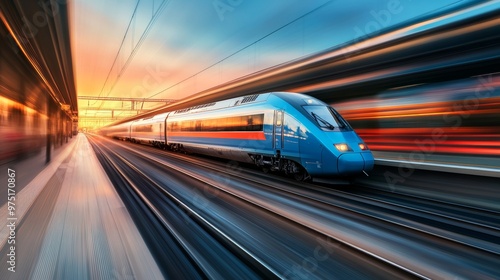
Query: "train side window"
276 111 283 127
170 122 178 131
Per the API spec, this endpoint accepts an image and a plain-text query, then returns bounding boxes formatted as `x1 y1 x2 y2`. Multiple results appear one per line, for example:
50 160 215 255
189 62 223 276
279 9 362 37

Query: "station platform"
0 134 163 279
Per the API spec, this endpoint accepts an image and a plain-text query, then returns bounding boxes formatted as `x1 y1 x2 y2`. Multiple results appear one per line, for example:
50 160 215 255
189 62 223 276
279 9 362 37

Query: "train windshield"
303 106 351 130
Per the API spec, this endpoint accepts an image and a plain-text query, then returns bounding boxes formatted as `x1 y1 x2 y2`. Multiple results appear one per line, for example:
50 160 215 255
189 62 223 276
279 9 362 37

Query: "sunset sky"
69 0 472 119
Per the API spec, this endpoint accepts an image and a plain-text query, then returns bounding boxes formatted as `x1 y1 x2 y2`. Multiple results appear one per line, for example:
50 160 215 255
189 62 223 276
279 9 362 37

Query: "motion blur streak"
88 134 500 279
335 74 500 157
0 96 47 164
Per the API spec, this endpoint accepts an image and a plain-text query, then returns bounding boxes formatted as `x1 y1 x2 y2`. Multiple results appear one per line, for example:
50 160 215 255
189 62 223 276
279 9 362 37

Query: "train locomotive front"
263 92 373 179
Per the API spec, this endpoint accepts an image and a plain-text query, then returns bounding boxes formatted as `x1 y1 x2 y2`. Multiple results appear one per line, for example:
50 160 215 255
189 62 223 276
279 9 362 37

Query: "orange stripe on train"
168 131 266 140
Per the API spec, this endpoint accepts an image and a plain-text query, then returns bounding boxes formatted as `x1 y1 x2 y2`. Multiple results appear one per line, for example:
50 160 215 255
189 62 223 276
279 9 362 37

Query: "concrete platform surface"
0 133 163 279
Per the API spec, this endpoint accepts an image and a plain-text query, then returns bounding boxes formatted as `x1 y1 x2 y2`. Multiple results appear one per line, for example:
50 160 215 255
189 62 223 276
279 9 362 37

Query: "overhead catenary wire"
97 0 171 111
92 0 141 106
146 0 335 99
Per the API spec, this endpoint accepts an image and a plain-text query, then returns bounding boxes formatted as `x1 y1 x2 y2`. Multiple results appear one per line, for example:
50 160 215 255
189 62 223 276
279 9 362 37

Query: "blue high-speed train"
100 92 374 180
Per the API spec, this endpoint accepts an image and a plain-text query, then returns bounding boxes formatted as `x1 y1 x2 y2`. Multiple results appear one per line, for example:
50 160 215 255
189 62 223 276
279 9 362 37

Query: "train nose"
337 152 374 174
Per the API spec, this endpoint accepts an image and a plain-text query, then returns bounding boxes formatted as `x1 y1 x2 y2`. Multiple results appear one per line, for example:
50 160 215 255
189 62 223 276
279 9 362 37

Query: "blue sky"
71 0 482 116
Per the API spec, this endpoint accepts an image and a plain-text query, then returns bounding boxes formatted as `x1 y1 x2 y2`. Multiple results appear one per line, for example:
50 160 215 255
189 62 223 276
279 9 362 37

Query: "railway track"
119 137 500 250
89 135 280 279
88 134 500 279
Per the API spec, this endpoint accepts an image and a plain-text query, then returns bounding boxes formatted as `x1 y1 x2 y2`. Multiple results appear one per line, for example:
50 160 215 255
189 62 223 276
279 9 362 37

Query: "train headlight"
334 143 351 152
358 143 369 150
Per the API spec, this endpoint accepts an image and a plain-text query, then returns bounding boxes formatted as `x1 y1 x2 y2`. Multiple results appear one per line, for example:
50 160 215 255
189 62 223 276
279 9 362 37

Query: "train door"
274 110 284 153
164 112 170 146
